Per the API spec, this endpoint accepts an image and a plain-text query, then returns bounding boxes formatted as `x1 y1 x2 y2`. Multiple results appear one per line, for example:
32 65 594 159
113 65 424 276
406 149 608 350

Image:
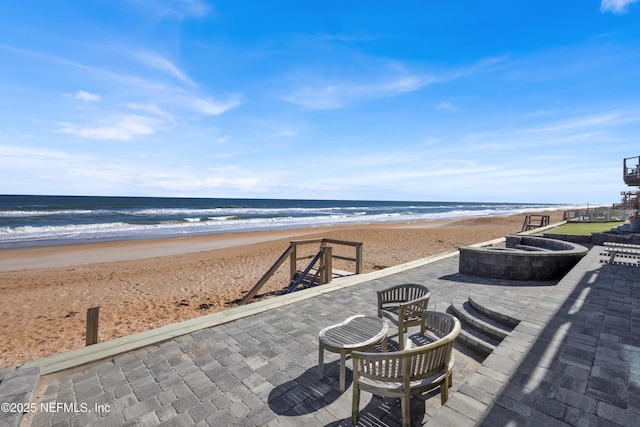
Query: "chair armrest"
402 338 413 351
399 293 431 320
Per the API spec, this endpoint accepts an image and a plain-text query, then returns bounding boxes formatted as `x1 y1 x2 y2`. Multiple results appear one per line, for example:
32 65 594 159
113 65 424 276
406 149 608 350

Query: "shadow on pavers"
326 393 429 427
479 258 640 425
268 360 344 415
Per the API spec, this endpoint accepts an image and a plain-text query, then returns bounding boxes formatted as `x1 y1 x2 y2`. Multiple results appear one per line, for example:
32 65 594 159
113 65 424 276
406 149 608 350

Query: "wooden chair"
351 311 461 427
377 283 431 345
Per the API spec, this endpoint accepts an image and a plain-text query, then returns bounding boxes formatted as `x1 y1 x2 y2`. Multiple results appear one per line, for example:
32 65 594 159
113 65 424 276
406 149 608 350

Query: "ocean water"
0 195 567 248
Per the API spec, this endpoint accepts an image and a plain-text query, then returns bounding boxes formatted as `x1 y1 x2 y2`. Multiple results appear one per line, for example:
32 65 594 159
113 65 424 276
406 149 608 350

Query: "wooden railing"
563 208 630 223
239 238 363 305
521 215 550 232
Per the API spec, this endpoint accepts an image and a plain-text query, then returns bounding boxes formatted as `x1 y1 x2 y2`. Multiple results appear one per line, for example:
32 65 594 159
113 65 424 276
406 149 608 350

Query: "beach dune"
0 211 564 368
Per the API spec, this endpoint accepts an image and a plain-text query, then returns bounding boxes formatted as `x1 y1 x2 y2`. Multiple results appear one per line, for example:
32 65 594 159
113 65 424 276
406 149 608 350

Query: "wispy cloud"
56 114 160 141
277 129 298 137
126 0 212 20
282 75 432 110
316 30 391 43
282 55 505 110
2 42 240 138
187 95 241 116
519 110 640 134
435 101 458 111
0 144 89 164
132 51 194 85
601 0 638 13
66 90 101 102
521 109 558 118
0 144 262 196
0 43 167 91
124 102 174 121
459 56 507 75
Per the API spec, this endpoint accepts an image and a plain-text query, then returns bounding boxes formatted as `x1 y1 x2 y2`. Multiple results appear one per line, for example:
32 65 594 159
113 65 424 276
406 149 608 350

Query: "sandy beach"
0 211 564 368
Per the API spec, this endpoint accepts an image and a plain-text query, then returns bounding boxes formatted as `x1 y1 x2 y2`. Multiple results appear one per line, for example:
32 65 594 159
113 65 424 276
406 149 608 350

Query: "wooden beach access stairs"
520 214 550 232
238 238 363 305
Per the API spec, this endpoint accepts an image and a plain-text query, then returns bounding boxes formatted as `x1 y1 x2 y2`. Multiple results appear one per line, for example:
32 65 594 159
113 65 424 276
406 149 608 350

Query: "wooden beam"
239 246 293 305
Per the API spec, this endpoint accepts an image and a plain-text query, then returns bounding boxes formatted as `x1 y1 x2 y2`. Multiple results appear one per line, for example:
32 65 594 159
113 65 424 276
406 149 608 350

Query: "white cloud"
166 175 260 191
460 55 507 75
519 110 640 134
521 109 557 118
56 114 160 141
282 56 505 110
282 75 430 110
134 51 194 85
71 90 101 102
282 85 343 110
277 129 298 137
0 143 265 196
127 0 212 20
167 0 211 18
385 76 426 93
124 102 174 121
0 144 85 164
188 95 241 116
601 0 638 13
0 43 171 92
435 101 458 111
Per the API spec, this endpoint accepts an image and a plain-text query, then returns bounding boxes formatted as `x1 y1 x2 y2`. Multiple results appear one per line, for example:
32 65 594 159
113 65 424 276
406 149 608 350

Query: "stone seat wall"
459 235 588 281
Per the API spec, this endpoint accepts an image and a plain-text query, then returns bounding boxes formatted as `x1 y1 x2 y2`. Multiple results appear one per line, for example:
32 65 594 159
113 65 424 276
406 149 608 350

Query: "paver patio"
5 245 639 426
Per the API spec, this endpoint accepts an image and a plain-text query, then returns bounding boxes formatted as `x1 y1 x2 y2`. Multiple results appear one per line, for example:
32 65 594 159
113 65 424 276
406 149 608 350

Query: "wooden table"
318 315 388 391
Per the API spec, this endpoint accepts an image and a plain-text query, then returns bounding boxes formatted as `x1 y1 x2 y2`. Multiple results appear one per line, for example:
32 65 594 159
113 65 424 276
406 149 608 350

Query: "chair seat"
379 307 422 323
358 371 449 395
379 307 400 323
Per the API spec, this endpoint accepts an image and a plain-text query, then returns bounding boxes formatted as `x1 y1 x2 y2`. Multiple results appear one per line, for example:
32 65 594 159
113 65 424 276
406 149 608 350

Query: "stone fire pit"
458 235 588 281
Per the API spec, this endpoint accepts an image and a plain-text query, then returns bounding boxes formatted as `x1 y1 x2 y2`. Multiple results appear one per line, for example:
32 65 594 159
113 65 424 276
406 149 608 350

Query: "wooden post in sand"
86 306 100 346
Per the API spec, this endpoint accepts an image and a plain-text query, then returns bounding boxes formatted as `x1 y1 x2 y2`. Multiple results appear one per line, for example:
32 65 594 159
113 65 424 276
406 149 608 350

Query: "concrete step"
448 306 499 358
451 299 512 342
468 294 521 328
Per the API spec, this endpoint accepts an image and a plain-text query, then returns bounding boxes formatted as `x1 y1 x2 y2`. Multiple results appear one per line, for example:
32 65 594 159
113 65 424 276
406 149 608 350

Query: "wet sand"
0 211 564 368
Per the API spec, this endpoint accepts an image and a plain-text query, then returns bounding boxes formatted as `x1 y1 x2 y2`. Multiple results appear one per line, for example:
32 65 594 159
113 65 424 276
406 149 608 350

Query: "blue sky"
1 1 639 204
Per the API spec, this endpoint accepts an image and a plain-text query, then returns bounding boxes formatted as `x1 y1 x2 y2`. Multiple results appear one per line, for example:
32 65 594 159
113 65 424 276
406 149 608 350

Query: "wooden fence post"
289 242 297 281
86 306 100 346
321 245 332 284
355 243 363 274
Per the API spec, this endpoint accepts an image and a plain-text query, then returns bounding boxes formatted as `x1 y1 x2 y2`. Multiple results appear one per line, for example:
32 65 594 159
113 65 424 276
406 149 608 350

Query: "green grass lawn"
546 221 623 235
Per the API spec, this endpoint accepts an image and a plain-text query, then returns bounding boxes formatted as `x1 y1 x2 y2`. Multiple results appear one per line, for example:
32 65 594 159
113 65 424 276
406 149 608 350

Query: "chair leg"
441 381 449 405
318 344 324 380
398 327 404 348
448 371 453 388
352 384 360 425
401 394 410 427
340 350 347 392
